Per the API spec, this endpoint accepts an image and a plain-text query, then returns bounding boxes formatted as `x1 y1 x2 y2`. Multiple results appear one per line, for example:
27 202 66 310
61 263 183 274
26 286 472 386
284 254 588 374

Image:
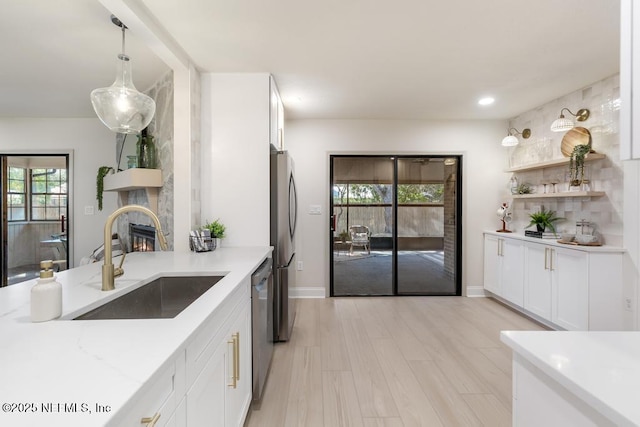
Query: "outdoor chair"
349 225 371 254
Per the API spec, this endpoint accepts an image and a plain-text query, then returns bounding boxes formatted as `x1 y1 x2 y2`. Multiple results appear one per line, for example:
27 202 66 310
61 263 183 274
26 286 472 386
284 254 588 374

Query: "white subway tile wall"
505 74 622 246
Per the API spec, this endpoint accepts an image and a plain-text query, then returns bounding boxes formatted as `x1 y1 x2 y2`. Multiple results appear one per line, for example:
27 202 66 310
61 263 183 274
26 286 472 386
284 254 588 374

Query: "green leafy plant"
516 183 533 194
569 144 592 187
528 207 562 233
338 230 349 242
204 219 226 238
96 166 114 211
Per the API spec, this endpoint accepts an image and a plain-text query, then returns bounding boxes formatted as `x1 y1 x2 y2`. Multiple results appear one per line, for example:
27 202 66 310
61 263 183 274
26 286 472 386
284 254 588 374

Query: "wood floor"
245 297 546 427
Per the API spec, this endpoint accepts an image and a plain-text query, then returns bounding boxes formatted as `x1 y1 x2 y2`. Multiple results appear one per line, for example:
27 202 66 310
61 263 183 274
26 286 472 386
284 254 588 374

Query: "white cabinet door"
483 234 501 295
552 247 589 330
225 300 252 427
501 238 524 306
524 243 552 321
187 341 227 426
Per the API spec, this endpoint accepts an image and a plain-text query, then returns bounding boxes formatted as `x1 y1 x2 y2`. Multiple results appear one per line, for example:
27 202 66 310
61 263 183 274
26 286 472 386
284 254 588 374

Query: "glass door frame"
329 154 463 297
0 152 72 287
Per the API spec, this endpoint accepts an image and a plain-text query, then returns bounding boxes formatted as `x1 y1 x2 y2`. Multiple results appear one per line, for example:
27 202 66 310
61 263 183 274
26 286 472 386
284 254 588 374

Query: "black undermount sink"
73 275 225 320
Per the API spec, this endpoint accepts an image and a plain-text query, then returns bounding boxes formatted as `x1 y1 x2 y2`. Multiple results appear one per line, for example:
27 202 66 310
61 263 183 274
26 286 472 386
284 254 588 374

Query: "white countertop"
501 330 640 426
0 248 271 426
484 230 626 253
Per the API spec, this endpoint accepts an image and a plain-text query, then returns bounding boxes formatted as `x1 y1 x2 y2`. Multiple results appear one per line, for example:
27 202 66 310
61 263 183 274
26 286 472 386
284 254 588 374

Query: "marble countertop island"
501 330 640 426
0 248 271 426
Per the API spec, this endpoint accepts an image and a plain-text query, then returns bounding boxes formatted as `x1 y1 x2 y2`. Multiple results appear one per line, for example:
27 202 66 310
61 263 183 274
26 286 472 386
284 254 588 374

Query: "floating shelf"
103 169 162 213
506 153 606 173
511 191 605 199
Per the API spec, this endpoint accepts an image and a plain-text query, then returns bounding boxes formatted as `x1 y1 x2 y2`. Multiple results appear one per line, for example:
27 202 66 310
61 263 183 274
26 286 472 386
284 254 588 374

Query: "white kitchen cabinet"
113 359 179 427
523 242 552 321
524 243 589 330
269 75 284 149
485 232 629 331
186 298 252 427
512 354 614 426
483 234 501 295
551 247 589 330
483 234 524 305
225 299 252 427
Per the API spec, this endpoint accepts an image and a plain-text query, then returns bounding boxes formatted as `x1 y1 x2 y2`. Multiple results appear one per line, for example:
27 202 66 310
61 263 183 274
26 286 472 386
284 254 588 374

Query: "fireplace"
129 223 156 252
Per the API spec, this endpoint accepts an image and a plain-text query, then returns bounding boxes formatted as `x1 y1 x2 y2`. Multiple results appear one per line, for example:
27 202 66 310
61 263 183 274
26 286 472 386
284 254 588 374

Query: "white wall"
285 119 507 296
200 73 271 247
0 118 118 266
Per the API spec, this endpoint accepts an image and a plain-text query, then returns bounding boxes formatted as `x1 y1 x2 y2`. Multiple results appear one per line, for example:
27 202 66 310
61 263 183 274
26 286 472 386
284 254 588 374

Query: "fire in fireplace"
129 223 156 252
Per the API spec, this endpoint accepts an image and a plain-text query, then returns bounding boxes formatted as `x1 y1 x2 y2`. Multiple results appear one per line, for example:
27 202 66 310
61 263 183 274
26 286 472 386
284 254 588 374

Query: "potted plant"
528 206 562 233
338 230 349 243
569 144 592 188
96 166 114 211
204 219 226 239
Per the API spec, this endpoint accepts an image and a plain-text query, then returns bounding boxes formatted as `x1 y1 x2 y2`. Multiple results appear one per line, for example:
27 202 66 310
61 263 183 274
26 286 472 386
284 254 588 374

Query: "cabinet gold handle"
544 248 549 270
141 412 161 426
228 336 237 388
233 332 240 381
550 249 555 271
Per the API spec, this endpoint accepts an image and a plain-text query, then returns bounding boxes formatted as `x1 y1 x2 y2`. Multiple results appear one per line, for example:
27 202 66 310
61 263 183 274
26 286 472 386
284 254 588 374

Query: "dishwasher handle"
252 258 273 286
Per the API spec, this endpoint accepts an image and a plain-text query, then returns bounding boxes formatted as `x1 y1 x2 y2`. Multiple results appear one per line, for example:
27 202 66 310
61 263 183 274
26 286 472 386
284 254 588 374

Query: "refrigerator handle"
277 254 295 269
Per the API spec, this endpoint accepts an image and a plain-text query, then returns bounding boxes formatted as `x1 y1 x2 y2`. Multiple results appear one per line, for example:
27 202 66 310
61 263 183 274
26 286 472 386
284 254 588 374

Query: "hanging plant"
569 144 592 187
96 166 114 211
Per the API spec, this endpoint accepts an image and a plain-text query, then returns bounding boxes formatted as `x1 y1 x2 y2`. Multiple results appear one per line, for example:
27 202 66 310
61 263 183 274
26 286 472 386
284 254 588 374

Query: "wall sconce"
91 15 156 134
501 128 531 147
550 108 590 132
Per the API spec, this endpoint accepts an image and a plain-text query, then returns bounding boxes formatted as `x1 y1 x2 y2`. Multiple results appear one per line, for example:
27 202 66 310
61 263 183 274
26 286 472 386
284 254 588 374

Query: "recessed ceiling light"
478 97 495 106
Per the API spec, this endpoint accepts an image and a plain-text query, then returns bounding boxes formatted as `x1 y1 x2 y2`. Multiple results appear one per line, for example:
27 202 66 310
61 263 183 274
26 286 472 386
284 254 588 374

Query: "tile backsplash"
505 74 623 246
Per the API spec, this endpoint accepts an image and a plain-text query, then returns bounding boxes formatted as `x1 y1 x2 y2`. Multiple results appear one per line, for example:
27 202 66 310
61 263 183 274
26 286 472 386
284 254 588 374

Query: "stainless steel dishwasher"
251 258 274 402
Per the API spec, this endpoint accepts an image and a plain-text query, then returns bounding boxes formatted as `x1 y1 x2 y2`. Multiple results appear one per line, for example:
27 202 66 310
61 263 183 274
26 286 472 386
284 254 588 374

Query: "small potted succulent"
204 219 226 240
528 207 562 233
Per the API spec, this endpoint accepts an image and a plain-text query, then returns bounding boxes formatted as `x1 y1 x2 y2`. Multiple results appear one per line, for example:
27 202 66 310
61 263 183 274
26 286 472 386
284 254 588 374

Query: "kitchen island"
501 330 640 426
0 248 271 426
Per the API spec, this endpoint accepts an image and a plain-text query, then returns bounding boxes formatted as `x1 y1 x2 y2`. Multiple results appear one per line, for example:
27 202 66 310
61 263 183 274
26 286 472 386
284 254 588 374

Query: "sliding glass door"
330 155 461 296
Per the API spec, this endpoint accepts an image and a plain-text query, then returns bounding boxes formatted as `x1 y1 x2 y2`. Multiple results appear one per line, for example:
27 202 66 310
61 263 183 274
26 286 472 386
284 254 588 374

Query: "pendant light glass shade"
501 134 519 147
91 16 156 134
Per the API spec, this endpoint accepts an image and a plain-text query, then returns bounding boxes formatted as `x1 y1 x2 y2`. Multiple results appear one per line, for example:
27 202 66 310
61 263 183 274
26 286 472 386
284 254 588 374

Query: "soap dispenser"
31 260 62 322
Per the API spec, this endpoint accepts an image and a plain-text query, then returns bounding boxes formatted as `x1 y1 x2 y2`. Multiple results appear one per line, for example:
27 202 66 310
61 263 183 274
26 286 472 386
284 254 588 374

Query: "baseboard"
466 285 488 297
291 286 326 298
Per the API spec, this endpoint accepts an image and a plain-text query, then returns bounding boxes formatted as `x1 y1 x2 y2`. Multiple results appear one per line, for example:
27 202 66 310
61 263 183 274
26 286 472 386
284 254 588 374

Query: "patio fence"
334 205 444 237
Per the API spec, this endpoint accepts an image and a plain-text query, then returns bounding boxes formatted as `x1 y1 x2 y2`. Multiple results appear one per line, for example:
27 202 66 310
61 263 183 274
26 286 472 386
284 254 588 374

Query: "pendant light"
91 16 156 134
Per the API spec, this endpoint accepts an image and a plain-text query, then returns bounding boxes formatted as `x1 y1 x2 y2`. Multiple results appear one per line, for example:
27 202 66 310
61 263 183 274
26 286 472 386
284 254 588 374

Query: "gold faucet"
102 205 168 291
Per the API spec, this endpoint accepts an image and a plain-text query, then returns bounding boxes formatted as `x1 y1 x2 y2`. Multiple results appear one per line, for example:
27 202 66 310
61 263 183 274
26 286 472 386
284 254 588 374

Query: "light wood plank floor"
245 297 546 427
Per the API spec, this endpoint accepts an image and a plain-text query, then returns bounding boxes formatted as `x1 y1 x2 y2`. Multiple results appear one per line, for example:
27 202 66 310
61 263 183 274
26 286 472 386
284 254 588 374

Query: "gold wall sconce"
502 128 531 147
550 108 590 132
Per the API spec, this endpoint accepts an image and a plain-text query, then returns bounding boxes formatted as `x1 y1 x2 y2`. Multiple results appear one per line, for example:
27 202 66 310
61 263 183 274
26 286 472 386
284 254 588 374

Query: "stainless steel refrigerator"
270 145 298 342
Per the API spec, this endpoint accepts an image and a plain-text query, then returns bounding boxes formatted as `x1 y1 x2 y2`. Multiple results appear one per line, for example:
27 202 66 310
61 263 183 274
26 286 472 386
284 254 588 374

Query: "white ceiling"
1 0 620 121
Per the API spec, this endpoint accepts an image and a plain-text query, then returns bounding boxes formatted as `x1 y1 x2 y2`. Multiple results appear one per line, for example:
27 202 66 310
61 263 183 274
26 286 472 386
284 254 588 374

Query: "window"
7 167 26 221
30 168 67 221
398 184 444 204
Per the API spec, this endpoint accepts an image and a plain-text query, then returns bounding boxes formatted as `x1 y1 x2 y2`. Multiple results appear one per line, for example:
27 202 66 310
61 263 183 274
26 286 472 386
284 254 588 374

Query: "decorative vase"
137 128 157 168
127 155 137 169
536 224 545 233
